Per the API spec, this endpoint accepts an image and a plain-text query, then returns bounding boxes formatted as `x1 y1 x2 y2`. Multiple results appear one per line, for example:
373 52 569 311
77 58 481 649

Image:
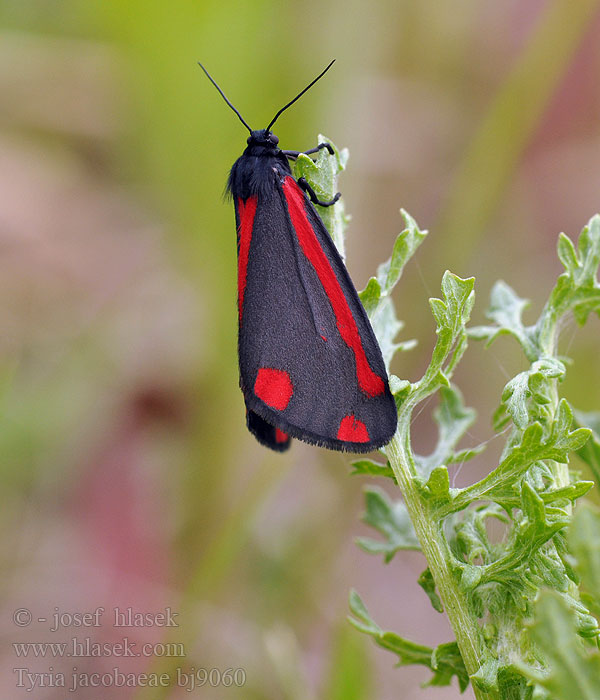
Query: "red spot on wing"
237 196 258 322
282 177 384 397
254 368 293 410
337 415 370 443
275 428 288 444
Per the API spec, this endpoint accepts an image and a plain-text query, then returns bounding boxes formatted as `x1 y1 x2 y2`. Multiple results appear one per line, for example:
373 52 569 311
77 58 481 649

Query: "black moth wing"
246 403 291 451
236 170 397 452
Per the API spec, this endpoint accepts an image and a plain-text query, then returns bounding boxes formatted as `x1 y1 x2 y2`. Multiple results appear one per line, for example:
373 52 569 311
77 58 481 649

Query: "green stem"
538 306 570 490
386 425 496 700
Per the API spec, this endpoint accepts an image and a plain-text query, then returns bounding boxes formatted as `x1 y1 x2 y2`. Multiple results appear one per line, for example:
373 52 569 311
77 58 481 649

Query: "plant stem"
386 426 496 700
538 305 571 490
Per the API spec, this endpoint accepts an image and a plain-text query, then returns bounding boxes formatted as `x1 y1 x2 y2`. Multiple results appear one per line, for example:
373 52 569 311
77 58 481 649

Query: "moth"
200 60 397 452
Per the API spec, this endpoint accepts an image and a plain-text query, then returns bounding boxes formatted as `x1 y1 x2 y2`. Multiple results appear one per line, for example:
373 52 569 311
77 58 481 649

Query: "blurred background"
1 1 599 698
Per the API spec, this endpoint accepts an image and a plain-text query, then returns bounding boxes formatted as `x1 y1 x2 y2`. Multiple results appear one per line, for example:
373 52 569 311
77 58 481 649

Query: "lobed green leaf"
350 458 396 482
501 359 565 429
415 384 481 478
422 466 452 504
356 487 421 561
376 209 427 295
418 568 444 613
542 214 600 329
360 210 426 368
348 591 469 691
480 281 538 358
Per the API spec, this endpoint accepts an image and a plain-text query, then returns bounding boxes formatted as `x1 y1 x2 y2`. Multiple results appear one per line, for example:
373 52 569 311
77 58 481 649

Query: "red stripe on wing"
237 196 258 322
282 177 384 398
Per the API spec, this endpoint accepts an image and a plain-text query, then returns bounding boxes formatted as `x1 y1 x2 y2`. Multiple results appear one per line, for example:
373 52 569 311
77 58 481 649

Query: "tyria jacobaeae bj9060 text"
199 60 397 452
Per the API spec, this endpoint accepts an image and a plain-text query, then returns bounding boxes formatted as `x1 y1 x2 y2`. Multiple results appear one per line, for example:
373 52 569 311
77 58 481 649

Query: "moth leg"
297 176 341 207
282 142 334 160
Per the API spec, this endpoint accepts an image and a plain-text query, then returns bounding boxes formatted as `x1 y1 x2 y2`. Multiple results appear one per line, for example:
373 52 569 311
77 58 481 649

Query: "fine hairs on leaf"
294 138 600 699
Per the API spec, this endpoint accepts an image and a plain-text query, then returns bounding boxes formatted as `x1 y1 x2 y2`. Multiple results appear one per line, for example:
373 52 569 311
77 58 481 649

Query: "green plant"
294 138 600 700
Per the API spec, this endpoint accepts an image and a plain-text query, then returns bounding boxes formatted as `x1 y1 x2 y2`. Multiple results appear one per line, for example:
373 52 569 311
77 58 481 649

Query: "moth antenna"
266 59 335 133
198 62 253 134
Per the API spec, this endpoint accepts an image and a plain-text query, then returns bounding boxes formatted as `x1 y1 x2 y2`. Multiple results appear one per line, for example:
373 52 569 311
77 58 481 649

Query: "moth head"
247 129 279 147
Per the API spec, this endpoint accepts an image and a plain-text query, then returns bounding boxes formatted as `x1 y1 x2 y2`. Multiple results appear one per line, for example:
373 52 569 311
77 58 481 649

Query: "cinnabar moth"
199 60 397 452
